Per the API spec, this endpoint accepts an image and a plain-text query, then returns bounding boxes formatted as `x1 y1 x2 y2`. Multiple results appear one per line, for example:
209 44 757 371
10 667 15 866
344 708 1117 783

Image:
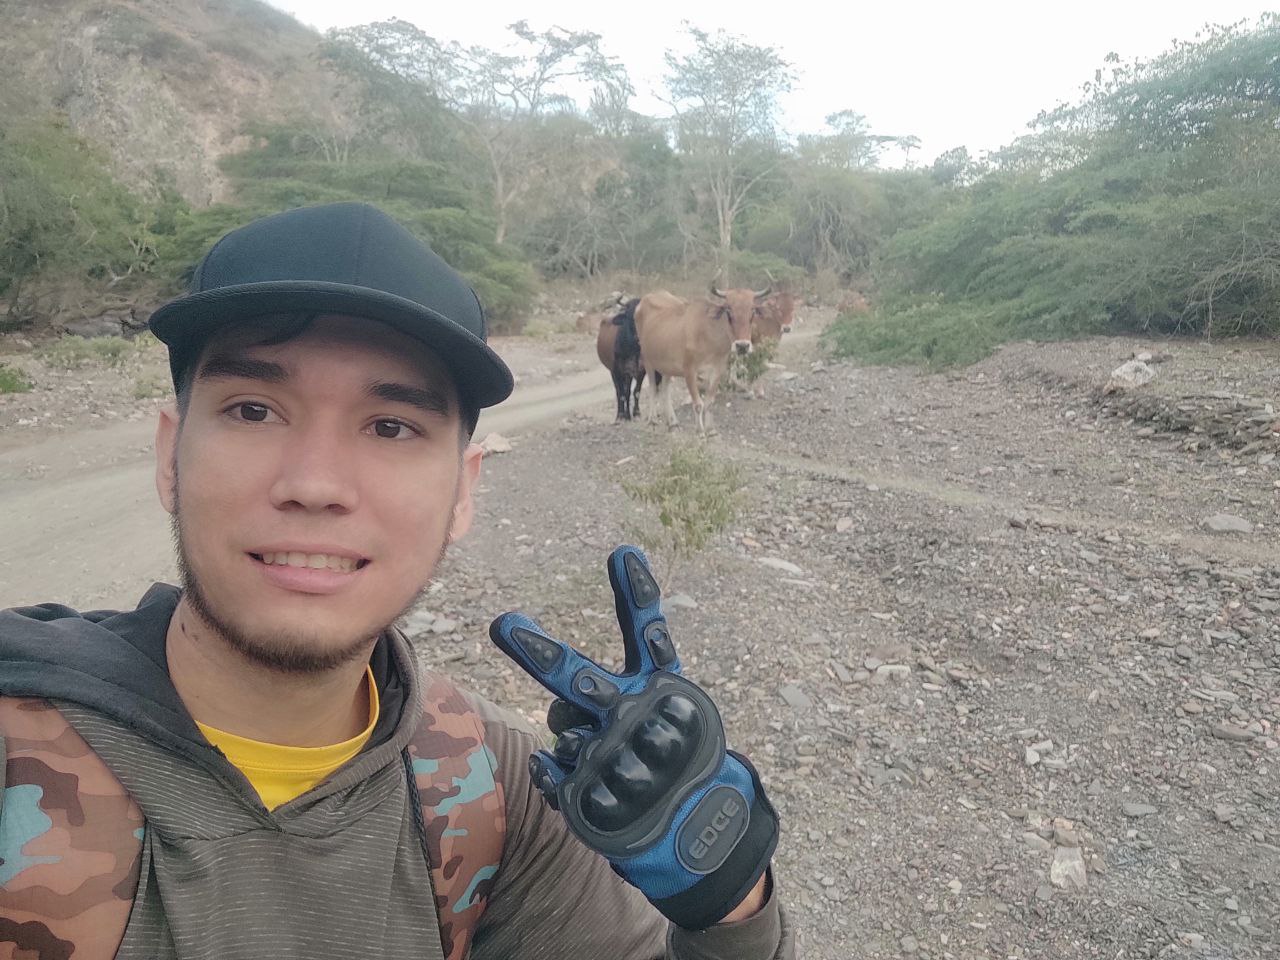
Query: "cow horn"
753 284 772 299
710 283 726 299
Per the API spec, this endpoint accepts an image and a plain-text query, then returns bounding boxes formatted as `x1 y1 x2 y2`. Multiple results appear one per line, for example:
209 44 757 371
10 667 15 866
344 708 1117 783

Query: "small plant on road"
0 362 32 393
730 338 775 385
39 335 136 369
622 443 742 580
132 371 171 399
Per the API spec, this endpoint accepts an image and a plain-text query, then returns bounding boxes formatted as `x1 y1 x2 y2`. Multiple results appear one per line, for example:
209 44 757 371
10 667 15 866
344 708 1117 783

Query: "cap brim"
149 281 514 410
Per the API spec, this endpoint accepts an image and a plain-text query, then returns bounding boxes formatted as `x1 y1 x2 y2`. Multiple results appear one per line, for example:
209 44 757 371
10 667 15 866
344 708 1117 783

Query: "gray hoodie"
0 584 793 959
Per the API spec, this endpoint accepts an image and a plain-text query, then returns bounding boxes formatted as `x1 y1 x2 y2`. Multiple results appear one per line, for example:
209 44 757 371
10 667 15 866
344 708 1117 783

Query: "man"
0 203 792 959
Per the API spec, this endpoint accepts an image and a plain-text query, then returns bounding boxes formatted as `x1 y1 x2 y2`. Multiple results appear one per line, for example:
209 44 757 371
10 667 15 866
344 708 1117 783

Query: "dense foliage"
828 15 1280 366
4 3 1277 354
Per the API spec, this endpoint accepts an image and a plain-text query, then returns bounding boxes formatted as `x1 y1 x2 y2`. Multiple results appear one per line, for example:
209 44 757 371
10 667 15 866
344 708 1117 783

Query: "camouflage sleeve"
463 694 793 960
0 697 144 960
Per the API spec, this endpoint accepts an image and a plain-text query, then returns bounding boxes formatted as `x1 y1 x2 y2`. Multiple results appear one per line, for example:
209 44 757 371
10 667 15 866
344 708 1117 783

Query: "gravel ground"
415 327 1278 960
3 318 1276 958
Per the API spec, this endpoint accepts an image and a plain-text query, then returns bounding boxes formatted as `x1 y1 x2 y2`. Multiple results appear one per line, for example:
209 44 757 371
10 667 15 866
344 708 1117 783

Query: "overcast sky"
268 1 1274 164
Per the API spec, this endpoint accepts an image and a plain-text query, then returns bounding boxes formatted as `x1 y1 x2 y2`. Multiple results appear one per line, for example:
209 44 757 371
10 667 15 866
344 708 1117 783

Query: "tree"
662 26 793 276
0 119 158 326
327 19 628 245
797 110 897 170
896 135 922 166
929 146 984 187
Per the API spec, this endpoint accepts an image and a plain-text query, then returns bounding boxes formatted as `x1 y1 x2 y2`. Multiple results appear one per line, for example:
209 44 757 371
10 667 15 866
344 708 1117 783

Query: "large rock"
480 433 514 455
1202 513 1253 535
1104 360 1155 394
1050 845 1088 890
778 684 812 710
1210 722 1256 742
758 557 803 575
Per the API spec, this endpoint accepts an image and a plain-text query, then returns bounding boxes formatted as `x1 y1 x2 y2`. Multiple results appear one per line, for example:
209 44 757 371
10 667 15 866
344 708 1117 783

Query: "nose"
733 340 752 355
268 423 360 514
781 324 792 334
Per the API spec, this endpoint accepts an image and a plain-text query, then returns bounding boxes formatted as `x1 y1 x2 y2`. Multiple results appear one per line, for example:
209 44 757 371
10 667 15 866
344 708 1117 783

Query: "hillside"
1 0 331 204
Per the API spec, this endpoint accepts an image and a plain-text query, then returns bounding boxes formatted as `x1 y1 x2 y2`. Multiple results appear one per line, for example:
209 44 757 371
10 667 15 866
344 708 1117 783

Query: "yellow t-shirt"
197 667 380 810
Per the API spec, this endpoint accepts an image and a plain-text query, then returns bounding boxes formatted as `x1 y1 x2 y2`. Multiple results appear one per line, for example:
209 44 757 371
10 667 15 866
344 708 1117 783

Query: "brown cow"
595 297 646 422
635 283 768 434
733 291 798 399
754 291 797 343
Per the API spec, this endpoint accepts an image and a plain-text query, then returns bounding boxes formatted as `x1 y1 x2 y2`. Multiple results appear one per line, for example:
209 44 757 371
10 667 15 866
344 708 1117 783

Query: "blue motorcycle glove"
489 545 779 931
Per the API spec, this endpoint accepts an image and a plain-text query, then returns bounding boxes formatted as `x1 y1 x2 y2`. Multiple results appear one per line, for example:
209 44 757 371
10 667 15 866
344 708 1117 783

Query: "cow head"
710 283 771 355
756 292 796 340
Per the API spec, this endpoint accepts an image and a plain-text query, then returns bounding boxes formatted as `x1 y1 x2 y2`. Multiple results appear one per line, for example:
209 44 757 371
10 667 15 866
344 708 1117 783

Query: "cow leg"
684 362 705 433
662 375 679 428
644 371 662 422
702 365 724 435
620 374 635 421
631 370 643 419
611 366 629 422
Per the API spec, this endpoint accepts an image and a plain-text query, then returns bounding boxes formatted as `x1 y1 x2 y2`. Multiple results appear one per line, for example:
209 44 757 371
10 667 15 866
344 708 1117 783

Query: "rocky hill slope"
2 0 331 204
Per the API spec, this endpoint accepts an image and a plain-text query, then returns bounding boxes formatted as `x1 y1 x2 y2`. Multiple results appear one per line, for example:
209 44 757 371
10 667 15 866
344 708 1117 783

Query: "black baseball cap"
149 202 515 412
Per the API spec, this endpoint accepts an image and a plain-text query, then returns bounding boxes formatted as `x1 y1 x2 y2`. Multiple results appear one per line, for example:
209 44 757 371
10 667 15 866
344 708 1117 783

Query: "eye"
371 419 419 440
227 402 276 423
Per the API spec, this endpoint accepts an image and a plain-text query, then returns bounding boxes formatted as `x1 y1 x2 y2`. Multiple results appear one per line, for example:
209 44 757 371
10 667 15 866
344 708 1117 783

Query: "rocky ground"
417 329 1279 960
2 316 1276 958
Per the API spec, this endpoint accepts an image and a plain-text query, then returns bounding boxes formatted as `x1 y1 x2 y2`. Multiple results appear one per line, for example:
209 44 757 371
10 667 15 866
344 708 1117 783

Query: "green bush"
0 363 32 394
723 251 804 291
0 119 161 318
39 336 138 370
823 297 1011 369
132 372 172 399
731 337 776 383
623 444 742 561
159 133 538 330
860 16 1280 362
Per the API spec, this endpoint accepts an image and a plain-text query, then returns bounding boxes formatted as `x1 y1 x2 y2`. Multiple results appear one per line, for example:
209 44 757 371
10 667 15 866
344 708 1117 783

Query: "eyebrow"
194 354 451 417
366 380 452 418
196 354 290 385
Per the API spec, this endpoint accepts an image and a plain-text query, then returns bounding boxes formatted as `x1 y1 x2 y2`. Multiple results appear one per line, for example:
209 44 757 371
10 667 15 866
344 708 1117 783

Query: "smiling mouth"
249 552 370 573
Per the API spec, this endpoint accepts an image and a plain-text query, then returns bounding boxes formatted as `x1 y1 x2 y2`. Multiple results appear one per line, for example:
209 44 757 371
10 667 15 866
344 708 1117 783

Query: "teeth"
260 552 358 573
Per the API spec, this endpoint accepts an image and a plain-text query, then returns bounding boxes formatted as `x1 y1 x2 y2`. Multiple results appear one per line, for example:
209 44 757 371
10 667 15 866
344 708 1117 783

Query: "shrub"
39 336 137 370
622 444 742 562
0 363 32 394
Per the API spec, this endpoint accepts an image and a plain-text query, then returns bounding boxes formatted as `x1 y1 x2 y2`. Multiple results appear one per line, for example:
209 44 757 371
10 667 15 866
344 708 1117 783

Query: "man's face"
154 314 483 672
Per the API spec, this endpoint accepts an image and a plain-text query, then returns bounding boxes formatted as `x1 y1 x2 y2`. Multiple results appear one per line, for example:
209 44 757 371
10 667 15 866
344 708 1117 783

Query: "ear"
447 443 484 543
155 404 180 514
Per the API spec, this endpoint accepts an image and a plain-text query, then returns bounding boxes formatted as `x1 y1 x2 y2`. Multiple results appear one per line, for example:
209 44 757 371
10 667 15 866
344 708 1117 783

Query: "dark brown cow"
595 297 647 422
634 283 769 434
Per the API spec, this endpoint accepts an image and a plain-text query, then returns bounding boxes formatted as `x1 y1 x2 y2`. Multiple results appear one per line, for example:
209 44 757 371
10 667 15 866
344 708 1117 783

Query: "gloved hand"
489 545 779 931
